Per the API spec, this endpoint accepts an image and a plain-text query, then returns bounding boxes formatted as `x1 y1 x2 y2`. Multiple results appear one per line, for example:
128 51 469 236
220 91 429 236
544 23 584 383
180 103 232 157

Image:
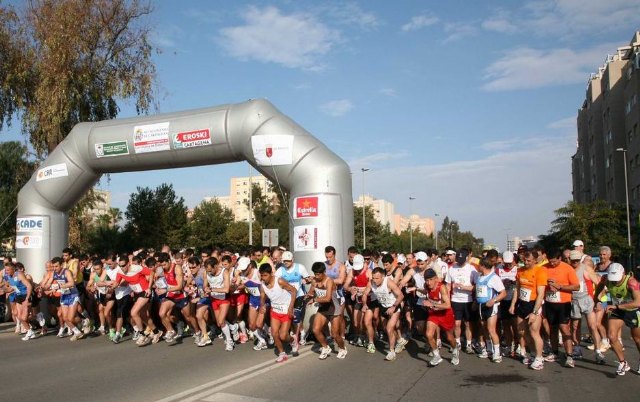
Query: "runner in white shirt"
496 251 518 357
445 248 478 354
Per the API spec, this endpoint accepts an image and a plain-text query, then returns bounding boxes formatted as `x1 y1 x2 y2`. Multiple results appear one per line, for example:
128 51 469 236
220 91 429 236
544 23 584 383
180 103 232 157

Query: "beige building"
393 214 434 236
205 175 278 222
573 32 640 225
355 195 396 232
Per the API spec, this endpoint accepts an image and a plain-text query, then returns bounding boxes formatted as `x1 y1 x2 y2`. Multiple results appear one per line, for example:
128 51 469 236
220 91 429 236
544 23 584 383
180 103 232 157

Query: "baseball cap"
352 254 365 270
517 244 528 252
414 251 428 262
397 254 407 264
445 249 456 256
237 257 250 270
282 251 294 261
502 251 514 263
424 268 438 280
607 263 625 282
569 250 582 261
456 249 469 265
572 240 584 247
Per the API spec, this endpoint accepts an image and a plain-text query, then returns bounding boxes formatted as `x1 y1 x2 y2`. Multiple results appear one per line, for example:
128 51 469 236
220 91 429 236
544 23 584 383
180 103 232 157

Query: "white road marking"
202 392 275 402
156 346 314 402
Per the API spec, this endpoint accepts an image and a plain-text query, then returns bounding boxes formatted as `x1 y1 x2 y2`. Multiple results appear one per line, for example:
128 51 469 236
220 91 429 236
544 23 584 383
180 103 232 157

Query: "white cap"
237 257 251 270
352 254 365 270
414 251 428 262
282 251 294 261
502 251 514 263
569 250 582 260
572 240 584 247
607 263 625 282
445 249 456 255
397 253 406 264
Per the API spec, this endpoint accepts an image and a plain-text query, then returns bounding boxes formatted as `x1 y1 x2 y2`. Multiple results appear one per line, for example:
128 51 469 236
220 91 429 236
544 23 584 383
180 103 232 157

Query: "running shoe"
530 357 544 370
522 355 533 366
108 328 115 341
429 354 443 366
477 349 489 359
164 331 177 344
268 333 275 346
571 345 583 360
492 354 503 363
464 345 474 354
394 337 409 353
230 323 240 342
151 331 163 344
98 326 106 335
112 332 121 344
136 335 150 346
385 351 397 361
37 312 46 327
356 337 364 347
319 346 332 360
196 336 212 347
600 338 611 352
451 348 460 366
564 356 575 368
253 340 268 351
337 348 348 359
367 343 376 354
299 330 307 346
248 331 255 341
132 330 141 341
616 360 631 376
81 318 91 335
239 332 249 344
176 321 185 338
276 352 288 363
543 353 557 362
22 329 36 341
290 337 299 356
193 332 202 345
595 351 606 365
225 341 234 351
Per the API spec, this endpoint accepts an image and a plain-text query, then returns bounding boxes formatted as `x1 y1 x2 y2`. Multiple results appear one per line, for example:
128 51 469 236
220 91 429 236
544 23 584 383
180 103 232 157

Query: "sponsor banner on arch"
173 128 212 149
293 225 318 251
15 235 43 249
295 196 319 219
133 122 170 153
36 163 68 182
16 217 44 232
251 134 294 166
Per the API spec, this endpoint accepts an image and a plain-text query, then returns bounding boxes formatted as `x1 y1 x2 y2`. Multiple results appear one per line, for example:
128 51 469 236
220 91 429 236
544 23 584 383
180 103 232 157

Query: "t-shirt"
116 265 152 294
275 263 311 297
516 265 547 303
476 272 505 305
543 261 579 303
445 263 479 303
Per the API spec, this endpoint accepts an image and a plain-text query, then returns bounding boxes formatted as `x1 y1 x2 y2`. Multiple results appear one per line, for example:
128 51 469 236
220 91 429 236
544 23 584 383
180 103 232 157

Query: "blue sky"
3 0 640 248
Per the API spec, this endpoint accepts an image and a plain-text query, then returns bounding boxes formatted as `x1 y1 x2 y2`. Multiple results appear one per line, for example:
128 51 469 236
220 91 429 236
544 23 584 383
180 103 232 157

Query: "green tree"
354 205 386 250
188 199 234 249
437 216 484 255
0 141 35 243
224 221 260 250
539 200 631 258
0 0 156 156
124 184 188 249
246 182 290 246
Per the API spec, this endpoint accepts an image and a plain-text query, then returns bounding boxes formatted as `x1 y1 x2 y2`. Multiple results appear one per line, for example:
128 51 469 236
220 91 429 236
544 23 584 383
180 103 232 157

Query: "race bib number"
272 303 288 314
579 281 586 293
519 287 532 302
211 291 226 300
545 290 561 303
130 283 143 293
476 285 489 299
155 277 168 289
247 287 261 297
315 288 327 298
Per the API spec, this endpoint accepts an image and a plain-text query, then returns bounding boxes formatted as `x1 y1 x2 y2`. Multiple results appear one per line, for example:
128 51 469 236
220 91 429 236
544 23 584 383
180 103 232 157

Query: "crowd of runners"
1 240 639 375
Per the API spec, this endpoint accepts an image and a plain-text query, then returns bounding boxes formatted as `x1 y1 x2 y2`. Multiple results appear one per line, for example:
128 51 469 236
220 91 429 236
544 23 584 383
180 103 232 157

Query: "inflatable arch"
16 99 354 281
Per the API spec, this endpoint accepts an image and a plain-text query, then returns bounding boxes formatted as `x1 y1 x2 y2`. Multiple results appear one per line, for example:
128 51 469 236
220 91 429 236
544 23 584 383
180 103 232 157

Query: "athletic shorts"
230 292 248 307
163 297 189 310
211 298 231 311
115 295 132 319
29 292 40 306
479 303 499 320
571 296 594 319
380 305 401 319
75 282 87 297
96 293 113 306
270 311 291 323
13 295 27 304
366 298 381 311
452 301 473 321
609 308 640 329
516 300 538 319
248 296 261 310
293 296 305 324
413 305 428 322
60 293 80 306
318 302 337 317
197 297 212 306
133 292 150 302
499 301 515 320
544 302 572 326
428 309 455 331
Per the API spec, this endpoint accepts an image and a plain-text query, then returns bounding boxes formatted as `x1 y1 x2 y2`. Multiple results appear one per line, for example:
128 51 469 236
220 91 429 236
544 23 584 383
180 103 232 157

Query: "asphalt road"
1 322 639 402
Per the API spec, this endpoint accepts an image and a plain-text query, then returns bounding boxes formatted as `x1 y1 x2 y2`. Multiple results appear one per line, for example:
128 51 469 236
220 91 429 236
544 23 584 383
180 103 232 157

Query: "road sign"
262 229 279 247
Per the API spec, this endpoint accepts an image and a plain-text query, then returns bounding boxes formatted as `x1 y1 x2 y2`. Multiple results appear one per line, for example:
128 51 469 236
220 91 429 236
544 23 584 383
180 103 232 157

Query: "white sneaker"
71 331 86 342
299 330 307 346
429 354 443 366
230 323 239 342
385 351 397 361
196 336 212 347
394 337 409 353
225 341 234 351
253 340 268 351
57 327 66 338
22 329 36 341
616 360 631 376
176 322 185 338
37 313 46 327
319 346 332 360
337 348 348 359
451 348 460 366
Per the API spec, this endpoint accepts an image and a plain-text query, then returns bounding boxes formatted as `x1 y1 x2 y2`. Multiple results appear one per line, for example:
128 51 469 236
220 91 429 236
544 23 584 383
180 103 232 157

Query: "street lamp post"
409 197 416 252
616 148 632 264
361 168 370 249
248 164 253 246
434 213 440 251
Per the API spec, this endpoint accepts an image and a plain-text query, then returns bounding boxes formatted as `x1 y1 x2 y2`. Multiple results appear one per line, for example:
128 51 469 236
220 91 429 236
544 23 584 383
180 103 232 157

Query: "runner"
324 246 347 347
593 263 640 376
363 267 404 361
157 252 190 345
107 255 134 344
445 248 478 354
188 256 213 347
86 259 110 335
238 258 269 351
474 258 507 362
259 263 297 363
422 268 459 366
2 261 34 340
205 256 235 351
497 251 518 357
275 251 311 356
344 254 368 347
41 257 85 341
308 261 348 360
543 249 580 367
591 246 613 353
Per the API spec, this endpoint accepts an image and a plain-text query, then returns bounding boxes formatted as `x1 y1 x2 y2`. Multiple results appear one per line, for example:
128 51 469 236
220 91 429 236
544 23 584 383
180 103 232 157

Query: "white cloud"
351 134 575 246
401 14 439 32
480 139 520 151
349 151 410 169
481 17 517 33
482 43 615 91
523 0 640 38
218 6 340 70
547 116 576 131
323 3 380 30
320 99 354 117
443 23 477 43
379 88 397 97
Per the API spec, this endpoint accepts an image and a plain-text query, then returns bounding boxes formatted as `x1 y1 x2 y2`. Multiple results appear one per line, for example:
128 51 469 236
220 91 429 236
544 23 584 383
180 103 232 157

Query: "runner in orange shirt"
543 249 580 367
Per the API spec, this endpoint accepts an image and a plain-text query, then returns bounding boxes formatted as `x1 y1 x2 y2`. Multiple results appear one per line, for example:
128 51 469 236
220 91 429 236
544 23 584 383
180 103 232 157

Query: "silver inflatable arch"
16 99 354 281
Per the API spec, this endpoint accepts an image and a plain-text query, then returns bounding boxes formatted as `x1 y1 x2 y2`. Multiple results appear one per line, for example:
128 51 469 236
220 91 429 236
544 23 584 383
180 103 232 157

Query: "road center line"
156 346 314 402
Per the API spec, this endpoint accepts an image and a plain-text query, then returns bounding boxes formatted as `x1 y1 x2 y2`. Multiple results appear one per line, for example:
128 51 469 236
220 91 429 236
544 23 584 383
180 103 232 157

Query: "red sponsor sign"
173 129 212 149
296 196 318 218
